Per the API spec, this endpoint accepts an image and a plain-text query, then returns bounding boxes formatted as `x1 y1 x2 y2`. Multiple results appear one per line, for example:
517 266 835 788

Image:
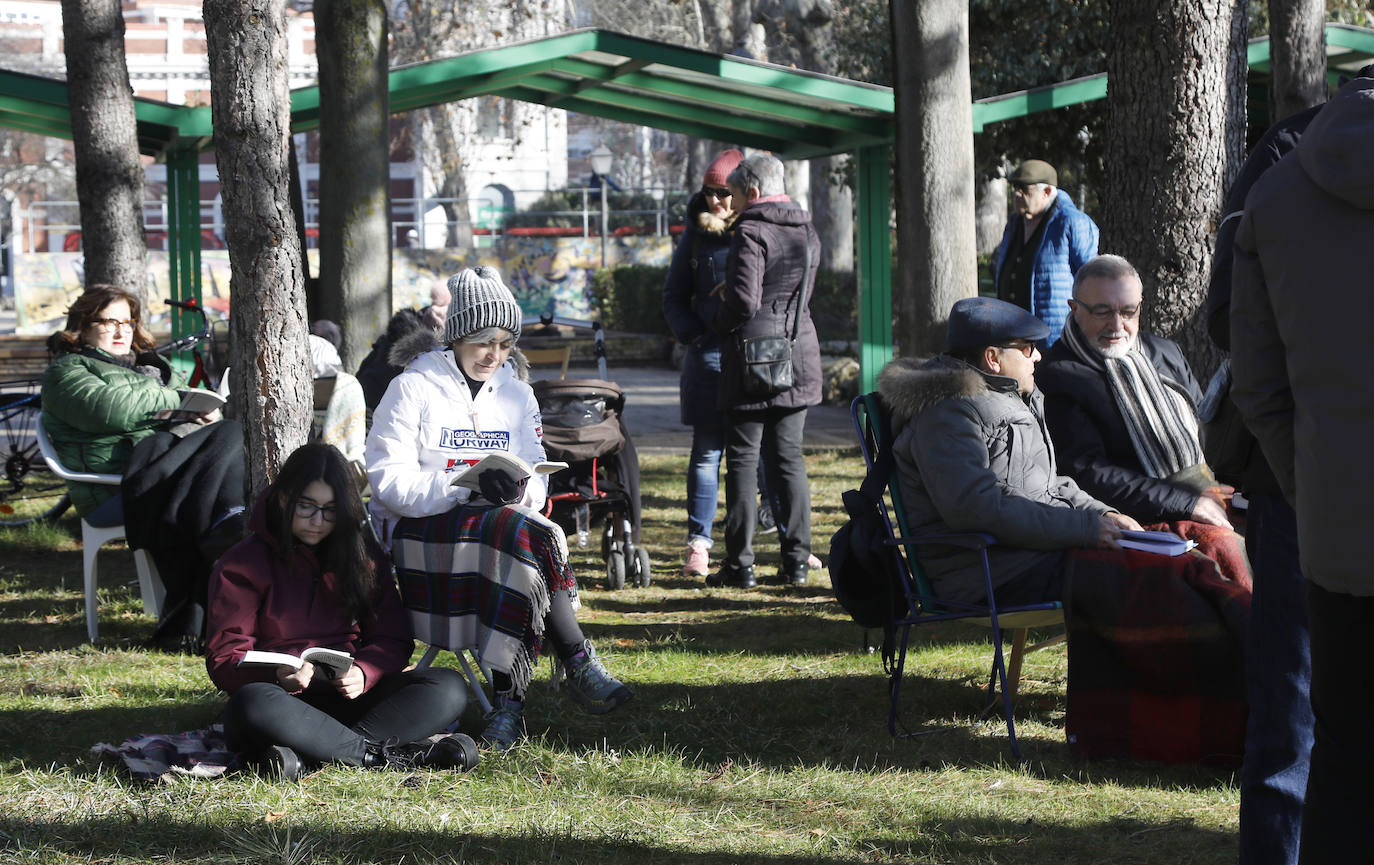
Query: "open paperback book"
1118 529 1197 557
449 452 567 492
153 387 226 422
238 646 354 680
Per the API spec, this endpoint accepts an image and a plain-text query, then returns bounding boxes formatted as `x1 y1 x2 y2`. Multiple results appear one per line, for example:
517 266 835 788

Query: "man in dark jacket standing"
709 153 821 589
1231 74 1374 864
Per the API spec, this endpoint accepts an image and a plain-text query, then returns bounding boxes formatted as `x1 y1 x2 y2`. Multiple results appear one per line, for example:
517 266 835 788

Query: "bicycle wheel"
0 392 72 527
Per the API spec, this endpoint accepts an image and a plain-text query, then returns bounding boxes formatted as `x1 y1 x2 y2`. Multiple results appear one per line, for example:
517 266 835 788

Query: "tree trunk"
1269 0 1327 121
810 156 853 272
975 177 1008 256
1101 0 1247 381
889 0 977 357
59 0 147 298
204 0 312 498
316 0 392 372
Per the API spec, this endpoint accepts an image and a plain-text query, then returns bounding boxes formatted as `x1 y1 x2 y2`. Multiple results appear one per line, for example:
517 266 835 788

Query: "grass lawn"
0 450 1239 864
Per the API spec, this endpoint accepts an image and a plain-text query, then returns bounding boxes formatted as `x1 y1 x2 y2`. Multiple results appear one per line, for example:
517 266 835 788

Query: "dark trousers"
1298 582 1374 864
722 407 810 572
223 667 467 766
1240 494 1311 865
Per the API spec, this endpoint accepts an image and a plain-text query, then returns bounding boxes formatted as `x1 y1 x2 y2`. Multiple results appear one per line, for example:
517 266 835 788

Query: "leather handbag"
737 241 813 399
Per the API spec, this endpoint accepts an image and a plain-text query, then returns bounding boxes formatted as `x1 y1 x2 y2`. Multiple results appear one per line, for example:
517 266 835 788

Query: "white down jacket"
365 341 547 543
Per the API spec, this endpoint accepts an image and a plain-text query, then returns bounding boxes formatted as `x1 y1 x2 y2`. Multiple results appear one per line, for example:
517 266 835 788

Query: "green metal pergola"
1 23 1371 389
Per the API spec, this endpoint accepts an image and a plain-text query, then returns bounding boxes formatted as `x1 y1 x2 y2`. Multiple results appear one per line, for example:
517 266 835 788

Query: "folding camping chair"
852 392 1065 760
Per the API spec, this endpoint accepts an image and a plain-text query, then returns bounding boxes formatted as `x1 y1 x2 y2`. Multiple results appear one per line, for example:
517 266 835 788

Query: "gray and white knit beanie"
442 266 522 344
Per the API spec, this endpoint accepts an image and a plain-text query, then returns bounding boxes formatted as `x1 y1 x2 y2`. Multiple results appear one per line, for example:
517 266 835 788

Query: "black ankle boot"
706 564 756 589
363 734 480 772
248 744 302 781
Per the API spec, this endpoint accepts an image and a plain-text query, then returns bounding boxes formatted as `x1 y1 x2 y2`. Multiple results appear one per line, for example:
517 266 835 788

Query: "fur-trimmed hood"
687 190 736 239
386 326 443 369
877 354 1018 428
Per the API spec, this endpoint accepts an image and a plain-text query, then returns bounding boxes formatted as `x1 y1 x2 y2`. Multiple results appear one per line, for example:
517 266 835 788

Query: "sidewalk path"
552 364 855 454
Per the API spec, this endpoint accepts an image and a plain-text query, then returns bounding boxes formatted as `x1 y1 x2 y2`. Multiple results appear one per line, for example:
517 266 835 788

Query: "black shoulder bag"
737 239 813 399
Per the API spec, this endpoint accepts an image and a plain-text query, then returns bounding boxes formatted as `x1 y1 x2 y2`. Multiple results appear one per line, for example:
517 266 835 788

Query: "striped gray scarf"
1059 319 1204 478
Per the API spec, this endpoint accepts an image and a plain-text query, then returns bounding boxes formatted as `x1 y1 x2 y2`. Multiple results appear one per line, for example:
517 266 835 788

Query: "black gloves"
477 470 525 506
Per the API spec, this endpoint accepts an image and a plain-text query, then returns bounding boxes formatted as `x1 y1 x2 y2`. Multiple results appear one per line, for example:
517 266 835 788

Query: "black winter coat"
1037 331 1205 523
662 192 732 427
712 199 822 411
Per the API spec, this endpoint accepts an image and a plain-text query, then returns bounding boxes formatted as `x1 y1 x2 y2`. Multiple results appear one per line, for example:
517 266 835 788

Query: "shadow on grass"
0 793 1237 865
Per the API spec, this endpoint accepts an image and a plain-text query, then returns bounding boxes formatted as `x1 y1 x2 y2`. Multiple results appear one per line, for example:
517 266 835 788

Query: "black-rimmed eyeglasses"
293 500 337 522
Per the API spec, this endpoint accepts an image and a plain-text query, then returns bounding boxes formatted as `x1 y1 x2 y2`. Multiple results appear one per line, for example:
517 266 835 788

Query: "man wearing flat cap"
992 159 1099 345
875 297 1139 605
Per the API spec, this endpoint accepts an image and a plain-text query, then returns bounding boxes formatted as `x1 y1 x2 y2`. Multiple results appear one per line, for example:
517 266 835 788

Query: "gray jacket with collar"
877 355 1111 605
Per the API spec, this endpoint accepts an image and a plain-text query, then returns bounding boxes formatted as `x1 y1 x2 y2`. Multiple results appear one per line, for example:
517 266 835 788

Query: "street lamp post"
588 145 613 269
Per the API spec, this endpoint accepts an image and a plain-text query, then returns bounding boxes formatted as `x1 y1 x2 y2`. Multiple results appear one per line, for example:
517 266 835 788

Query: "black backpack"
828 440 907 655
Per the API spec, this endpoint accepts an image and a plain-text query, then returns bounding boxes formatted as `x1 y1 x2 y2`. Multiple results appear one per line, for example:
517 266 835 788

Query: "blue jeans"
685 425 778 546
1240 494 1312 865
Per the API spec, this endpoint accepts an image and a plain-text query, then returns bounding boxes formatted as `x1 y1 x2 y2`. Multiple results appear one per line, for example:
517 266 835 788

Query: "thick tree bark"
59 0 147 297
810 156 854 272
316 0 392 372
889 0 977 357
1269 0 1327 121
1101 0 1247 381
204 0 312 497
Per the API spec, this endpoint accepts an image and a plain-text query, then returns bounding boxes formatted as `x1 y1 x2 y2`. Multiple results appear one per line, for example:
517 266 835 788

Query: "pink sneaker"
683 542 710 577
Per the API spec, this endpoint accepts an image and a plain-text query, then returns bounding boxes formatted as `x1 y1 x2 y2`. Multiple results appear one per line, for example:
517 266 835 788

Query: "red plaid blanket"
1063 547 1251 765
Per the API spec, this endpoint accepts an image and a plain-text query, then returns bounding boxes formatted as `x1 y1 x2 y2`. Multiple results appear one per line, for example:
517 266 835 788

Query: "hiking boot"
480 695 526 751
682 540 710 577
706 563 756 589
563 639 633 715
364 733 480 772
248 744 303 781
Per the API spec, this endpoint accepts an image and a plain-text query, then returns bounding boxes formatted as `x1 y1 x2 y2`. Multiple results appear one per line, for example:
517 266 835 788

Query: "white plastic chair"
35 419 163 643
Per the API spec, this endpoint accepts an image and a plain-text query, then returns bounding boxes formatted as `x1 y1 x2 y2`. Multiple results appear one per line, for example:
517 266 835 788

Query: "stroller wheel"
606 542 627 590
634 546 652 588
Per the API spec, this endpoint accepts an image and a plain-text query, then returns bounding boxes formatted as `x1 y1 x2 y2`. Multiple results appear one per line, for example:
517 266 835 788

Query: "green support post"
164 148 202 344
855 144 892 394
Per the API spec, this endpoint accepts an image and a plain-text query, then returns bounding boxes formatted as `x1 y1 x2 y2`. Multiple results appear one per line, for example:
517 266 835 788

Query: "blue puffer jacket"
662 191 733 429
992 189 1099 343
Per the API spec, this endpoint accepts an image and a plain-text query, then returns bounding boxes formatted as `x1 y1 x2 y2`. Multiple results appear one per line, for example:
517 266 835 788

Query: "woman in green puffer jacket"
41 284 245 648
40 285 191 515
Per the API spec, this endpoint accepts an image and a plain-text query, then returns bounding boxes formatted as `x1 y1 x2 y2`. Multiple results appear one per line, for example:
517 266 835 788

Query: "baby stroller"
527 316 649 590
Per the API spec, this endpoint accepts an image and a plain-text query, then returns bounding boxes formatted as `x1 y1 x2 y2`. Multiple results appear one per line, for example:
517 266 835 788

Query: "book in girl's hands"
152 387 226 421
238 647 354 680
449 452 568 491
1118 529 1197 557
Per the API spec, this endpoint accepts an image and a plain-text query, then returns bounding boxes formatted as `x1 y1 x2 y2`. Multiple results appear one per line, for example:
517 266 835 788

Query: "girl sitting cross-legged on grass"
205 442 478 779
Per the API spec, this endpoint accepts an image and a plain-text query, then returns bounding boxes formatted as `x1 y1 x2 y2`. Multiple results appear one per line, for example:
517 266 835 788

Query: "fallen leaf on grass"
264 811 287 823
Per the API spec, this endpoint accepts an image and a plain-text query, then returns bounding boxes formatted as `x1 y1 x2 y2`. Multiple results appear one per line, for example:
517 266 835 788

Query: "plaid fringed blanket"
91 725 238 782
392 504 577 695
1150 518 1252 591
1063 547 1252 765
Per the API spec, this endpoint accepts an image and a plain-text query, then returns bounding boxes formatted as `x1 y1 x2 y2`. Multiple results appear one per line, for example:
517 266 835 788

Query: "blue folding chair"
852 392 1064 759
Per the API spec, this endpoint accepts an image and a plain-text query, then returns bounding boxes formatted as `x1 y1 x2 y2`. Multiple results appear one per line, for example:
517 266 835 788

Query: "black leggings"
224 667 467 766
489 588 584 699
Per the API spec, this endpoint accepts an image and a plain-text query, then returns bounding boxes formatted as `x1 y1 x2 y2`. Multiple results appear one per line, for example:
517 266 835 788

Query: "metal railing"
13 186 686 253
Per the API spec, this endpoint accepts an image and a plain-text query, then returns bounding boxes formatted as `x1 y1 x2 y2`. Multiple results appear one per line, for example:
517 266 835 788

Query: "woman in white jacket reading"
365 266 632 750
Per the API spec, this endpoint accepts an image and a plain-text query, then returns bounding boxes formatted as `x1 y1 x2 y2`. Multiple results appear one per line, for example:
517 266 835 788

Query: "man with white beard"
1037 255 1241 542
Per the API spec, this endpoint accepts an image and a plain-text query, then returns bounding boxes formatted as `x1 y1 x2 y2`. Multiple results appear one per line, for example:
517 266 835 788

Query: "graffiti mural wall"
12 234 673 336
